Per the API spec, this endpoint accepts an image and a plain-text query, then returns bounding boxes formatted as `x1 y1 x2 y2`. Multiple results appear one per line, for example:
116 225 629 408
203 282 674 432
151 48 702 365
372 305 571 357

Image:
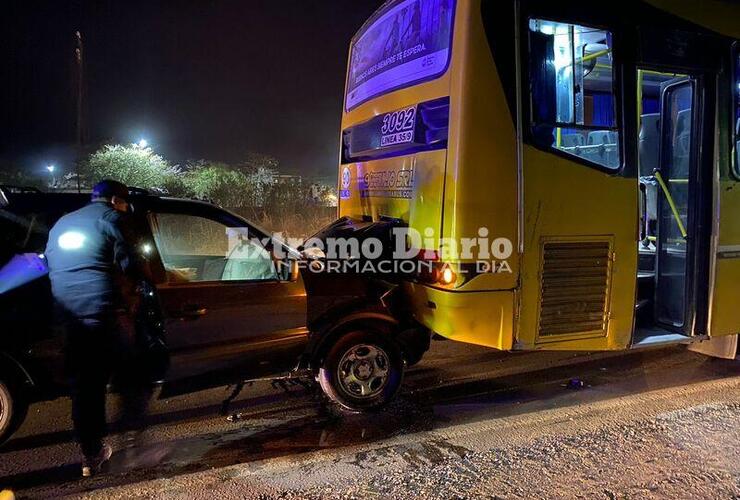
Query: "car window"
0 217 25 265
150 212 278 283
0 208 55 256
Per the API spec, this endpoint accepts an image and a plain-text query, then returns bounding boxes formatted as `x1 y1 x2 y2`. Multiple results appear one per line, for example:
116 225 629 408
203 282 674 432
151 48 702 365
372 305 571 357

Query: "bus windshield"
345 0 455 111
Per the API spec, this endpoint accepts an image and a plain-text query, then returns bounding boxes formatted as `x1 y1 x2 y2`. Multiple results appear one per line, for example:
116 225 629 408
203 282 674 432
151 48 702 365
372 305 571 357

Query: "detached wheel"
0 379 27 446
318 330 404 412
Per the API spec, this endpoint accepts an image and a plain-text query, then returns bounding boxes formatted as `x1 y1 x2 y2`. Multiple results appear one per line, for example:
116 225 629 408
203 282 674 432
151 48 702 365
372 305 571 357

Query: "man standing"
45 180 149 477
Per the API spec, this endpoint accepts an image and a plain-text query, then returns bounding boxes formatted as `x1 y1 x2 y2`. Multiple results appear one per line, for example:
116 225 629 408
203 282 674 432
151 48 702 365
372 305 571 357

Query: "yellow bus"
336 0 740 364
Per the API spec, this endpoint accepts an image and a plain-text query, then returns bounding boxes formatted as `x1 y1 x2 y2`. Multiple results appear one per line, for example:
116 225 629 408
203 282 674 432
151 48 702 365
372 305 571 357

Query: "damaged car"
0 186 431 444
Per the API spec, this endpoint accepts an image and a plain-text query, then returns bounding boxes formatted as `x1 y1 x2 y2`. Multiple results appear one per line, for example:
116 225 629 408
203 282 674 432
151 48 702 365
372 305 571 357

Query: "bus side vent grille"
538 241 611 338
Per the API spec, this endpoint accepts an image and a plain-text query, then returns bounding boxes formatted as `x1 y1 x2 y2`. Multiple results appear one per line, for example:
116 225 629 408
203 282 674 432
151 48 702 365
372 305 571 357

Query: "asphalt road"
0 340 738 499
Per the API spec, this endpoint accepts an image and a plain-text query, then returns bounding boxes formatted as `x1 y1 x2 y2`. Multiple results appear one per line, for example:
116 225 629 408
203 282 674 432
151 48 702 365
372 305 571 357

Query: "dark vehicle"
0 187 430 444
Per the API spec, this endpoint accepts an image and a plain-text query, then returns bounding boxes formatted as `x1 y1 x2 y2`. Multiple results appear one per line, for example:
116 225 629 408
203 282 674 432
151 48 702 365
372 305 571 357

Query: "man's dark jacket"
45 201 137 318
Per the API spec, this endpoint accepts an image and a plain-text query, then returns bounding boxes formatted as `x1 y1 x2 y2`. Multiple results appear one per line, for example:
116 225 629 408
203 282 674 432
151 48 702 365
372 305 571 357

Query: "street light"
137 139 148 148
46 165 56 189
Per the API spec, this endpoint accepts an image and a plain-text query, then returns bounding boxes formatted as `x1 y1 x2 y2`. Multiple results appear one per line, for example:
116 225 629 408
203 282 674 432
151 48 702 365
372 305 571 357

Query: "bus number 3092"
381 107 416 135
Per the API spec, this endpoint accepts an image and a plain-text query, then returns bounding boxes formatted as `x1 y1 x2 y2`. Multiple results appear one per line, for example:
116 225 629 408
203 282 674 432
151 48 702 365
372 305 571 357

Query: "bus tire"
0 379 27 446
318 329 404 412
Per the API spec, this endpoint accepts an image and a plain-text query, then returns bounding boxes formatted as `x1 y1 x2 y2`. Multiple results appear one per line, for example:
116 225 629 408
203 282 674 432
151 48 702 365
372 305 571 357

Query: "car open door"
146 206 308 393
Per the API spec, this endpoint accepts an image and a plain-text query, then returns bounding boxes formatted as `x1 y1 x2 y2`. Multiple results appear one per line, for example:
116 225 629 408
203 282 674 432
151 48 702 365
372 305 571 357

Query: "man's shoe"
81 443 112 477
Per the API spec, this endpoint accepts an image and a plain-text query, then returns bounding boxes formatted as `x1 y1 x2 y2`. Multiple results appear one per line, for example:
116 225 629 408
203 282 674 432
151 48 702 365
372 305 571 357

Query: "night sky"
3 0 383 179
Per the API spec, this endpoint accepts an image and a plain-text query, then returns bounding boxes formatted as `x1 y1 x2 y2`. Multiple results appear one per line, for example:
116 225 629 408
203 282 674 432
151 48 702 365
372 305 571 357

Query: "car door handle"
180 305 208 319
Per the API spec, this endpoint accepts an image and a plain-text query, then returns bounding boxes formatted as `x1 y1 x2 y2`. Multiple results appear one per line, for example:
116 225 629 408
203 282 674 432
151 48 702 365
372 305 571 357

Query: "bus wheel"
0 379 26 446
318 330 404 412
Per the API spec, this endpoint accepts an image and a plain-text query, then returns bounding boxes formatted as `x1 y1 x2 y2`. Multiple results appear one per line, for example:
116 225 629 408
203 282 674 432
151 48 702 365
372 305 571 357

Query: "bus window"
733 43 740 177
528 19 620 169
345 0 455 111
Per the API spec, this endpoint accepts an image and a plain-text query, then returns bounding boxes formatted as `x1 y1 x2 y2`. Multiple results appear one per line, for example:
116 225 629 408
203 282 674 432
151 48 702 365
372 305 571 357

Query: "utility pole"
75 31 84 192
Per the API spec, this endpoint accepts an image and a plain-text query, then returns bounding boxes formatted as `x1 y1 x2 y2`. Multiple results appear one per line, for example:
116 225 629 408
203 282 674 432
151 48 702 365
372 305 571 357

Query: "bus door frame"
631 50 719 339
652 77 701 335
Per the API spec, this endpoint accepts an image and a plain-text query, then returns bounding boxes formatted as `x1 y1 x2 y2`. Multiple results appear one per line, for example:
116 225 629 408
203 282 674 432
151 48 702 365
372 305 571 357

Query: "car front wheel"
0 379 26 446
318 329 404 412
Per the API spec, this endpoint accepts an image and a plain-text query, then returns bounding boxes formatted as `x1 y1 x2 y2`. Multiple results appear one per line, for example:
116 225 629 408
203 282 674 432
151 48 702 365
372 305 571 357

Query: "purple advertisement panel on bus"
346 0 455 111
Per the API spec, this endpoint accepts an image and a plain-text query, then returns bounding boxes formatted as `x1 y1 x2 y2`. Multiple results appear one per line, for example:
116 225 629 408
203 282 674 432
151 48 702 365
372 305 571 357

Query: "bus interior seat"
605 146 619 168
640 176 658 224
639 113 660 174
675 109 691 135
561 133 584 148
587 130 611 145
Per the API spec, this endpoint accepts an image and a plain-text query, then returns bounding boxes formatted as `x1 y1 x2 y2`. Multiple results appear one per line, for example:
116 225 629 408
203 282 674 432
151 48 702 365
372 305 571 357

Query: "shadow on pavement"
1 386 315 453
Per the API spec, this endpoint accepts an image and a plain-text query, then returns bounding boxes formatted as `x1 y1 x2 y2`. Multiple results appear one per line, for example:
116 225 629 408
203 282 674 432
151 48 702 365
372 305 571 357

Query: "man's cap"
91 179 129 201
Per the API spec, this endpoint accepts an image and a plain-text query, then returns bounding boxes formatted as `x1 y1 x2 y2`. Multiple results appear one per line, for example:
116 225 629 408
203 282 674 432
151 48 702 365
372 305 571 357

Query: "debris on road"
565 378 586 390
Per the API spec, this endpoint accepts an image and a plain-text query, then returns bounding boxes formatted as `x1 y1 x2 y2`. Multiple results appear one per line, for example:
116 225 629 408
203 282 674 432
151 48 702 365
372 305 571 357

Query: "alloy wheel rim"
0 385 9 431
337 343 390 399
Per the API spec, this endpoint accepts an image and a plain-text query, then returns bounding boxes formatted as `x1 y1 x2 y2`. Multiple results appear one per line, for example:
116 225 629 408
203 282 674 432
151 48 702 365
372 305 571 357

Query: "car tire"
0 379 27 446
318 329 404 412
